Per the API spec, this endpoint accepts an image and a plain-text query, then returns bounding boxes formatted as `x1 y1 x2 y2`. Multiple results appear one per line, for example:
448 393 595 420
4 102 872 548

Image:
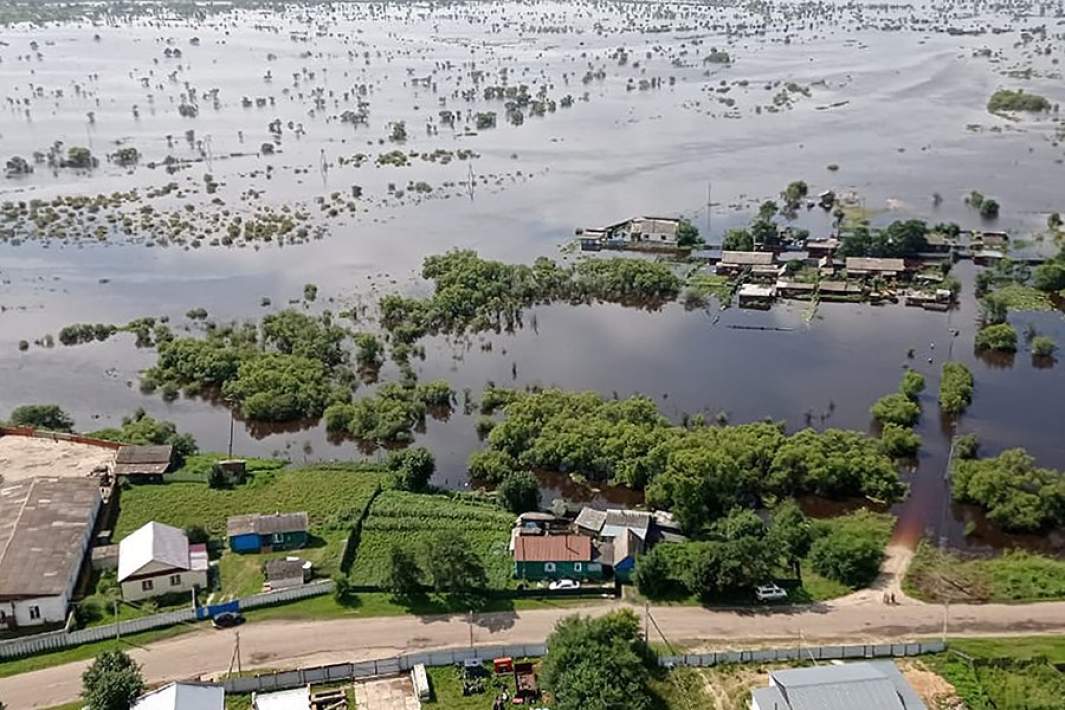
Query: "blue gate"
196 599 240 621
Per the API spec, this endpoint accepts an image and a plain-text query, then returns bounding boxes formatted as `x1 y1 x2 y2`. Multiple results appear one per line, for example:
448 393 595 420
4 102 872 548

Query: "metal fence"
0 581 333 660
221 639 946 694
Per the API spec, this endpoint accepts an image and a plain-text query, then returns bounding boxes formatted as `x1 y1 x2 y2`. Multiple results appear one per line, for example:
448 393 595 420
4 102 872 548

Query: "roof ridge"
0 478 37 573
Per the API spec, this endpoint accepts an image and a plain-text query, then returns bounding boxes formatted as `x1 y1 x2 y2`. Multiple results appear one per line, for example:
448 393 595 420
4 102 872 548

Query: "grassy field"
924 636 1065 709
216 531 349 598
349 490 515 589
903 542 1065 603
115 462 385 538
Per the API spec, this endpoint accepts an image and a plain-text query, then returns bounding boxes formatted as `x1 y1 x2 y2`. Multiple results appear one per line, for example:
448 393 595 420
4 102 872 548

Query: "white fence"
0 580 333 660
221 639 946 694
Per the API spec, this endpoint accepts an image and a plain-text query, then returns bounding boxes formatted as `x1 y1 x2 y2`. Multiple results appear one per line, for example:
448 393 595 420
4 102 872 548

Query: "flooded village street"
3 0 1065 557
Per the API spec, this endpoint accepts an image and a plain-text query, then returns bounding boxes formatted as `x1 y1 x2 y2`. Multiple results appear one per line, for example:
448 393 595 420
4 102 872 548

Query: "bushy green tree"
939 362 974 415
722 228 753 251
879 423 921 458
1033 263 1065 292
953 449 1065 532
497 471 541 514
8 403 75 432
870 393 920 427
89 409 197 464
898 370 925 401
82 650 144 710
975 323 1018 352
633 546 674 599
540 611 654 710
980 294 1009 326
384 545 422 598
1032 335 1057 357
423 530 487 593
767 500 812 577
809 532 883 587
387 446 435 492
675 219 701 247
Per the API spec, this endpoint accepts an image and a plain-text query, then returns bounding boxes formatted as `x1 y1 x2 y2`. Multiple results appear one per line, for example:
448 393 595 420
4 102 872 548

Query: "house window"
588 563 602 573
141 579 154 592
0 609 6 623
544 562 556 573
29 606 41 621
272 533 285 545
573 562 583 573
169 574 182 586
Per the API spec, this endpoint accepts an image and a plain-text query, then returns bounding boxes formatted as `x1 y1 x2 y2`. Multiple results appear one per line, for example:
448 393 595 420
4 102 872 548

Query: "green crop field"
115 462 385 538
349 490 515 589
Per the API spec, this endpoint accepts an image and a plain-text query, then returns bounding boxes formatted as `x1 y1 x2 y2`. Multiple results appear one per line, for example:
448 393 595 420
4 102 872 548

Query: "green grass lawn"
423 663 544 708
924 636 1065 710
216 531 348 598
349 490 515 589
115 462 385 538
903 541 1065 603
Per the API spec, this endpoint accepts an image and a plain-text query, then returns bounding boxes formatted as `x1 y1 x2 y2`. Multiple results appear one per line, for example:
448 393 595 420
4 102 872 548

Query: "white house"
118 522 208 602
252 686 310 710
0 477 101 628
132 682 224 710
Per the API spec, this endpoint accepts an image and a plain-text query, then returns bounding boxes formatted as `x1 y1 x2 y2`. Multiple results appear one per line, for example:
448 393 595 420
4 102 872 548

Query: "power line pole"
705 181 712 241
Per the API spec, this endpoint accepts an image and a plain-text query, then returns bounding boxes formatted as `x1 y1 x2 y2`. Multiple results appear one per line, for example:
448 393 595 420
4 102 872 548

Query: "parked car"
211 611 245 629
755 583 787 602
548 579 580 591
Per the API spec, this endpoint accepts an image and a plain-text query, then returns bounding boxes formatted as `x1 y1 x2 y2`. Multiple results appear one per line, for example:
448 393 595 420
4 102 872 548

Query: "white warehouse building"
0 477 102 628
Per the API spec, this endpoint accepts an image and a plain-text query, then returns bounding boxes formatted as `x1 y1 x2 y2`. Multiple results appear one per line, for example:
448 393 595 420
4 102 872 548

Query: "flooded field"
2 1 1064 551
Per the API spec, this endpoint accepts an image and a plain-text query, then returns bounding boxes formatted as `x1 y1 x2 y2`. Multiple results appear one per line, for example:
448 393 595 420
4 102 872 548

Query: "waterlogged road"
5 597 1065 708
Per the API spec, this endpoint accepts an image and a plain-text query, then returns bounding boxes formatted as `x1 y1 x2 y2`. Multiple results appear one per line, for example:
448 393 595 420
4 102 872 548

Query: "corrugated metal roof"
575 507 607 532
118 522 191 582
764 662 924 710
0 477 101 598
227 512 308 537
513 534 591 562
114 445 173 476
845 257 906 272
722 250 776 265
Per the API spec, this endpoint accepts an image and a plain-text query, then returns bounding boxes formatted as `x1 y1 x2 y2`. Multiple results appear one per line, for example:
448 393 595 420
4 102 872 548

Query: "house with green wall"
513 534 605 582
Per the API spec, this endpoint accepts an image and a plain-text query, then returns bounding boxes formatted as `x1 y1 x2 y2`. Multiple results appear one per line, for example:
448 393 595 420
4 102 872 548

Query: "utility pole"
942 600 950 642
467 162 475 201
705 181 712 241
227 408 235 459
468 609 474 648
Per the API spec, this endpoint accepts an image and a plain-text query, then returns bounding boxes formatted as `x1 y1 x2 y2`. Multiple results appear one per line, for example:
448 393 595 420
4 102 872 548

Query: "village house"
227 512 309 553
716 250 778 279
578 216 683 249
738 284 777 308
844 256 909 279
512 534 606 582
573 507 685 581
804 237 839 261
118 522 208 602
0 477 102 628
112 444 174 480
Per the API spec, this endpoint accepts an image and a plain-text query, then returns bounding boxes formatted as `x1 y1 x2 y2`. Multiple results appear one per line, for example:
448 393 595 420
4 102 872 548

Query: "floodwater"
2 1 1064 551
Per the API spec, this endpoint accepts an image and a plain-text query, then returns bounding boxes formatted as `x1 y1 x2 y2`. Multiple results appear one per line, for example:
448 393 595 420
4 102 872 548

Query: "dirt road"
4 596 1065 709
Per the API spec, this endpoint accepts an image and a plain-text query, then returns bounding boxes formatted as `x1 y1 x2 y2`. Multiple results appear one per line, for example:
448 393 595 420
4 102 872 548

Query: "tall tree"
384 545 422 598
82 650 144 710
423 530 487 593
540 611 654 710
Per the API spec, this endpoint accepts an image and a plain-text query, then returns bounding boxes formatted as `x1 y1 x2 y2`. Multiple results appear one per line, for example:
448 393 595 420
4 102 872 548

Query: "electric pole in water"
705 181 712 241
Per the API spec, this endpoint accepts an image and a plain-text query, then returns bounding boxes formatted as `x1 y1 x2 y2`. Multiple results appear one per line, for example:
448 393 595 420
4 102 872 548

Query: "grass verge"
903 541 1065 603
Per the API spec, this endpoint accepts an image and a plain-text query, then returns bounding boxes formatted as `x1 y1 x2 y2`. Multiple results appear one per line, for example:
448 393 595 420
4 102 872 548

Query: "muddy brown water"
2 2 1064 552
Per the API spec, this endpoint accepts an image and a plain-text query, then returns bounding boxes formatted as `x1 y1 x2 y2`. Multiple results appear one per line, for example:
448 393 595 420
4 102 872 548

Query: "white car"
755 583 787 602
549 579 581 591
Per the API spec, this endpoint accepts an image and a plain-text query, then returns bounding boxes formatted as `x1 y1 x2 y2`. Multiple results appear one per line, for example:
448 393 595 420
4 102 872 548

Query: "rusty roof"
227 512 308 537
513 534 592 562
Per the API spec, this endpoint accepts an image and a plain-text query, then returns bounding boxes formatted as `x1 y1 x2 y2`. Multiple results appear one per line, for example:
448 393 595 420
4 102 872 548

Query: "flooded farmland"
2 0 1064 552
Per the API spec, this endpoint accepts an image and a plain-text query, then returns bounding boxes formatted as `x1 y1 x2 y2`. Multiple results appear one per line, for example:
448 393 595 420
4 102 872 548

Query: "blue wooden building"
226 512 309 554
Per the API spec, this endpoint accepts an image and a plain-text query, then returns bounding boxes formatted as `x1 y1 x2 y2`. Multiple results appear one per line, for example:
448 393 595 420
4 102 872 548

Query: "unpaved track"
4 597 1065 709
